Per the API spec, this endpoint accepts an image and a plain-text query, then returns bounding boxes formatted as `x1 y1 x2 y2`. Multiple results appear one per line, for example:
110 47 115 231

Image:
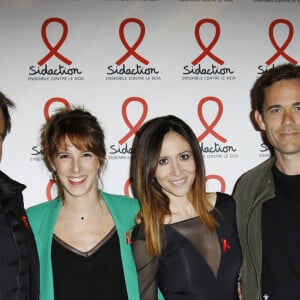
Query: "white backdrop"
0 0 299 207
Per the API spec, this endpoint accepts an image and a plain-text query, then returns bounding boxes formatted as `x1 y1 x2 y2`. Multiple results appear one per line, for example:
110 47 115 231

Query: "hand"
238 281 242 300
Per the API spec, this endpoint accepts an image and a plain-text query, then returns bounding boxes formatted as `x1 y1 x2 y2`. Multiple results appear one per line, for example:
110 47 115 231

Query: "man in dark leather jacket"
0 90 39 300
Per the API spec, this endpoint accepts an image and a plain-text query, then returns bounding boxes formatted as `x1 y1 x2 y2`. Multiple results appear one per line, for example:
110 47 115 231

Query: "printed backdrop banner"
0 0 299 207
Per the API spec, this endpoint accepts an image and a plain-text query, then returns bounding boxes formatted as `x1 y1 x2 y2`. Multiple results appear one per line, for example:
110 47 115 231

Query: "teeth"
172 179 185 185
69 176 85 182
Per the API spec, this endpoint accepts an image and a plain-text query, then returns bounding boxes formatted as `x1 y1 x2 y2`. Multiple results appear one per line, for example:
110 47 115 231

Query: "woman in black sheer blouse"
130 115 242 300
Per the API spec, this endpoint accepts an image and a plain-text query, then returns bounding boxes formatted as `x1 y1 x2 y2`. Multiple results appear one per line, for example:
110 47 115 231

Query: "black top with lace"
51 227 128 300
132 193 242 300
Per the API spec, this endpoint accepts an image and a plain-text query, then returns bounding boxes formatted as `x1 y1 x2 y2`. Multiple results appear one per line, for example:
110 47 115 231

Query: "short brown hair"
41 106 106 196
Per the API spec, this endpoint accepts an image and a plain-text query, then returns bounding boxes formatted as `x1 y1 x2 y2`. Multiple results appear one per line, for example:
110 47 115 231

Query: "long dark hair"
130 115 217 255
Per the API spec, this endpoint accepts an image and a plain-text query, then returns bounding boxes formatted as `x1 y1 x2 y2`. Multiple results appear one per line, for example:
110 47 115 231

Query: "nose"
282 110 295 125
171 161 182 176
71 157 81 173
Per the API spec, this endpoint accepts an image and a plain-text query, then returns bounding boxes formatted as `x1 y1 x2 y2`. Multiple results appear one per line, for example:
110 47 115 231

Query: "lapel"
36 198 62 247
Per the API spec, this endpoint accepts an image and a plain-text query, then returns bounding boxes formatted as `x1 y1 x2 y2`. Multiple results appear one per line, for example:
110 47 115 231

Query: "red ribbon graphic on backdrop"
265 19 297 65
44 97 71 121
44 97 71 201
206 175 226 193
192 19 224 66
38 17 72 66
116 18 150 66
46 180 55 201
124 178 132 197
118 97 148 145
197 96 227 143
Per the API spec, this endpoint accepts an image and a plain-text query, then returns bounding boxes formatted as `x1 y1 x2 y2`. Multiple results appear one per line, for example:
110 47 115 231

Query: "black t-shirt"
51 227 128 300
261 166 300 299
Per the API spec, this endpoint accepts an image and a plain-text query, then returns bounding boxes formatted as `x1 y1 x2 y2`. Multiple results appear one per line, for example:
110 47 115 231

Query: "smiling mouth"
171 178 186 186
68 176 86 184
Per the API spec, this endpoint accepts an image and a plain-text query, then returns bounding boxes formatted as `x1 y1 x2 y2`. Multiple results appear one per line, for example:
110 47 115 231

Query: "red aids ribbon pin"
126 231 132 244
22 215 30 229
220 238 231 253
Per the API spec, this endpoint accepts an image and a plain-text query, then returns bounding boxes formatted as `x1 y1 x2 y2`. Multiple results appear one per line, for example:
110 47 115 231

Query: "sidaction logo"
28 17 84 81
182 18 235 81
108 97 148 160
196 96 238 159
257 19 298 75
106 18 161 81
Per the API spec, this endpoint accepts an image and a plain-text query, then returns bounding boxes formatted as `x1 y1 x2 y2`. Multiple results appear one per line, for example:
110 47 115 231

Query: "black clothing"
132 193 242 299
261 166 300 299
0 170 39 300
52 227 128 300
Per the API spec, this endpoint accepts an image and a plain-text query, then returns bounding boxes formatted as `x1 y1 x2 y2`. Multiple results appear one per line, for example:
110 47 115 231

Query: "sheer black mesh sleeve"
131 226 159 300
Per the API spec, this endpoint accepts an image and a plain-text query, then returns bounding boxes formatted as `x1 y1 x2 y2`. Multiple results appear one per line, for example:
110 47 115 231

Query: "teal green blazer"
27 191 140 300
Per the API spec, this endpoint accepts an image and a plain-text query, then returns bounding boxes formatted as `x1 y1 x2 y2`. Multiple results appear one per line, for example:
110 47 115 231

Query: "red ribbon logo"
220 238 231 253
116 18 149 66
266 19 297 65
43 97 71 121
118 97 148 145
126 231 132 244
46 179 56 201
206 175 226 193
43 98 71 201
38 17 72 66
192 19 224 66
197 96 227 143
22 215 30 229
124 178 132 197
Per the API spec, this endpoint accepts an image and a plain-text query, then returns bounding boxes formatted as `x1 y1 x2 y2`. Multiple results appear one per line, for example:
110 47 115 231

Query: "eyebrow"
159 150 192 157
266 102 300 111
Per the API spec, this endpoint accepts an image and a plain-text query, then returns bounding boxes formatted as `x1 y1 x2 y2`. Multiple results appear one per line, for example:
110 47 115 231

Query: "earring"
52 171 57 181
